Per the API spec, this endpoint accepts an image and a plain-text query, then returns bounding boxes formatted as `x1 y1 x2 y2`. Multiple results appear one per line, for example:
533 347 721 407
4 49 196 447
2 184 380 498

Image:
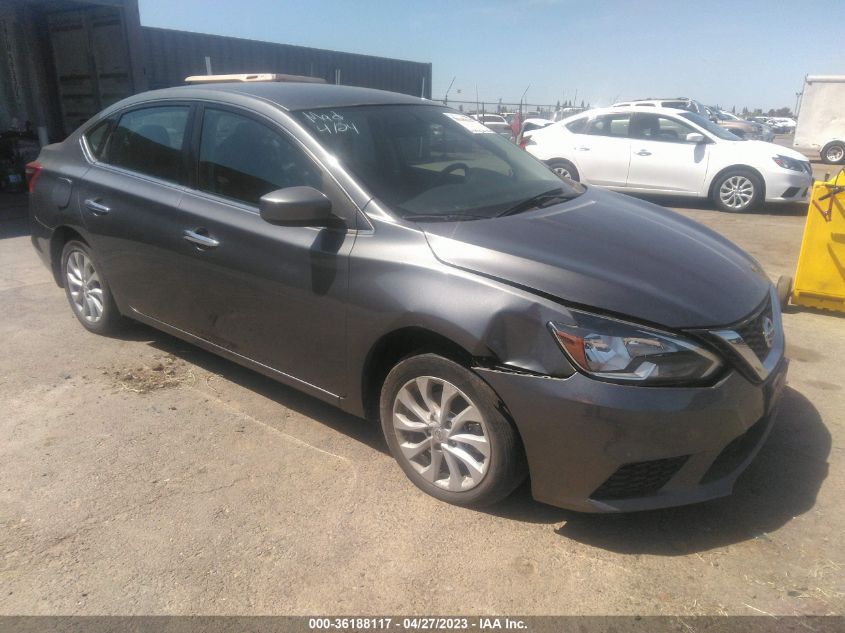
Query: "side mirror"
686 132 706 144
259 186 336 227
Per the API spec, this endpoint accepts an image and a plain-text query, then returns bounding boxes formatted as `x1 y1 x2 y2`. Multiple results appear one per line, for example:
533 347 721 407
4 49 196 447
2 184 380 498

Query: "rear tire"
547 159 580 183
61 240 123 335
379 353 526 507
821 141 845 165
712 169 764 213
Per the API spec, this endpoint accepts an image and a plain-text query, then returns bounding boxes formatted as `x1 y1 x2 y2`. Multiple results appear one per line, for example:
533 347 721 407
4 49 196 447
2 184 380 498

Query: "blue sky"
138 0 843 110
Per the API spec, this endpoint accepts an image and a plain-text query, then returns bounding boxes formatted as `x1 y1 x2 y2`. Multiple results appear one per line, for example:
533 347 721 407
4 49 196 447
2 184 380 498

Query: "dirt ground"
0 182 843 616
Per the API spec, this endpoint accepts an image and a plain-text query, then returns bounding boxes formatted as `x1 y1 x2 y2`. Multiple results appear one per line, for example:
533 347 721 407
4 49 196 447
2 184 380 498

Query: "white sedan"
523 106 813 212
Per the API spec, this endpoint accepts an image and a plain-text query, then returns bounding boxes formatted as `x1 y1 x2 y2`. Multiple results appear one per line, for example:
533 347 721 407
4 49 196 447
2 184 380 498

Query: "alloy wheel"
552 165 572 179
825 145 844 163
391 376 490 492
65 250 104 323
718 175 755 210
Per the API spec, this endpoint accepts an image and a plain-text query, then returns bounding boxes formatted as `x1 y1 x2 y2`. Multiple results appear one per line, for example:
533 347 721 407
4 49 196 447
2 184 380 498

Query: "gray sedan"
27 82 787 512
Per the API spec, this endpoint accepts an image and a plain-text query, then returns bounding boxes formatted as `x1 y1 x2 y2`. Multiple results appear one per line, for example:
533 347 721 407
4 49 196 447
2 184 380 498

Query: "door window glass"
585 114 630 138
630 114 697 143
106 106 189 182
198 109 322 206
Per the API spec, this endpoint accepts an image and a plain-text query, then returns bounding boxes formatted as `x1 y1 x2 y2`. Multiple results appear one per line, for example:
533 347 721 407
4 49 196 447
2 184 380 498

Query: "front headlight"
548 311 722 386
772 155 805 171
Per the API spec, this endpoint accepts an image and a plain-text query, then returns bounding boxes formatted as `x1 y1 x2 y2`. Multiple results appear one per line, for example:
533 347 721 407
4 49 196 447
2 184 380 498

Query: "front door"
626 113 710 195
171 106 356 398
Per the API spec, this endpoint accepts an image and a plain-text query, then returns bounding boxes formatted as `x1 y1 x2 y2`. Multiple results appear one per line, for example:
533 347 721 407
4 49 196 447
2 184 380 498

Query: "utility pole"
444 76 456 106
520 84 530 115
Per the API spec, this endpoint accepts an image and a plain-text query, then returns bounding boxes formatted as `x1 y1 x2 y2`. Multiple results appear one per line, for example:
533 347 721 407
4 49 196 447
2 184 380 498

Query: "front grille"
735 298 774 362
591 455 689 500
701 417 768 484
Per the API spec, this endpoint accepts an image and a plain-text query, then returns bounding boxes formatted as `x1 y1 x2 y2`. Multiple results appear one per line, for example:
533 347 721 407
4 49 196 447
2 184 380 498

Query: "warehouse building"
0 0 432 143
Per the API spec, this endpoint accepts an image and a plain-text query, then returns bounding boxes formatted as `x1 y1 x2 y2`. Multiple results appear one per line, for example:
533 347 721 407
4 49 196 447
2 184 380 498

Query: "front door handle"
183 228 219 249
83 199 111 215
636 149 652 156
577 146 591 151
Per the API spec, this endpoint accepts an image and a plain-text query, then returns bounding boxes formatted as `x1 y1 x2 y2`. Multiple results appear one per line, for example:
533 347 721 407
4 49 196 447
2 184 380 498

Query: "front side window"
294 105 579 220
105 106 189 182
679 112 741 141
198 108 322 206
585 114 631 138
629 113 697 143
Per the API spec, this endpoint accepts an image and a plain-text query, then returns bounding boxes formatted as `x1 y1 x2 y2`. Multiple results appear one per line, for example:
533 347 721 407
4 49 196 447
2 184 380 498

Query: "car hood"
422 188 771 329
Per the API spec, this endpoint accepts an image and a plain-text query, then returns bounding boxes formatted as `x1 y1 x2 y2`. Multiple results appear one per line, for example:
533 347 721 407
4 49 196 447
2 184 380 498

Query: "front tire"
379 353 526 507
821 141 845 165
61 240 123 335
712 169 763 212
547 159 580 182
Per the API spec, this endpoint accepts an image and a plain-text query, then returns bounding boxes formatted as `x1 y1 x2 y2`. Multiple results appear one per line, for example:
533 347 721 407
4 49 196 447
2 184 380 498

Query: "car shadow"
486 386 829 555
626 193 808 217
112 320 390 456
0 217 31 240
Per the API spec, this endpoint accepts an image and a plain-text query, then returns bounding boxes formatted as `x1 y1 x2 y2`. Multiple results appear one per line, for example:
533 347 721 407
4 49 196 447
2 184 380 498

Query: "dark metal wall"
142 27 432 99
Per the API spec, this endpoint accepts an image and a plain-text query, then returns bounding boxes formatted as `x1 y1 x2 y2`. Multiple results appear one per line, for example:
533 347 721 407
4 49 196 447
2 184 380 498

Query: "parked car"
768 117 797 134
794 75 845 164
706 107 775 142
469 113 512 137
28 82 787 512
524 106 812 212
612 97 709 116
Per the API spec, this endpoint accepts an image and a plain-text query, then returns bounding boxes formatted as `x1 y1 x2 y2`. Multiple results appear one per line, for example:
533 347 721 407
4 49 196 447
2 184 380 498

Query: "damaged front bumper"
476 357 788 512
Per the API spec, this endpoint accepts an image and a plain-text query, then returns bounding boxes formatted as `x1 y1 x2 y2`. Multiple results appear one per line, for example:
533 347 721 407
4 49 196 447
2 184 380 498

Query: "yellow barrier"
778 169 845 313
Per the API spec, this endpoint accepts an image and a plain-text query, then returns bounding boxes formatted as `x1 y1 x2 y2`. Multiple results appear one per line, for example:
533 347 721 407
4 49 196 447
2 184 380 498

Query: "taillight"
25 161 43 193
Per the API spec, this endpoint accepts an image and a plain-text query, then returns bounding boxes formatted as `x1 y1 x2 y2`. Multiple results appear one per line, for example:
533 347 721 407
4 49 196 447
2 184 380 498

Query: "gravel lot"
1 179 843 616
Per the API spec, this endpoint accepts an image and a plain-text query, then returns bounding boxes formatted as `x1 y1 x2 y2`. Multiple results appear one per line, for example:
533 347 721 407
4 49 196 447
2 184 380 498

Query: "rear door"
572 113 632 187
626 112 710 195
169 105 356 397
78 103 192 322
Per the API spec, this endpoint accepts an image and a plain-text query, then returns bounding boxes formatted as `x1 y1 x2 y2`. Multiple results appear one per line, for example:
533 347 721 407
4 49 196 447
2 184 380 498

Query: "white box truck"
794 75 845 164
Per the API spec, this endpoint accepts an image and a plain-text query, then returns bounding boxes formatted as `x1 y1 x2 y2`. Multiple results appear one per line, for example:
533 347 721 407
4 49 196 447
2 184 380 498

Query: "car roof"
111 82 430 112
565 106 699 119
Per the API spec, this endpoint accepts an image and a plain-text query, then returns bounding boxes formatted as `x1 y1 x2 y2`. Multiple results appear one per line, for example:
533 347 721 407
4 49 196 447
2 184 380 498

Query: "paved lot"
0 185 843 616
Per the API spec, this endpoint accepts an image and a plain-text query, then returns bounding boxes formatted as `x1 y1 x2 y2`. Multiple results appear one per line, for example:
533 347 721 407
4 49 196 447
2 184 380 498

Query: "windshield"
679 111 742 141
294 104 582 220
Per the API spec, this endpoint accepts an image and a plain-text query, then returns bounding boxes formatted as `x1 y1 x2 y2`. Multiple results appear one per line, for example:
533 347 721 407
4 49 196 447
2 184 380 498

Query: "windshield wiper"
403 213 488 222
497 188 579 217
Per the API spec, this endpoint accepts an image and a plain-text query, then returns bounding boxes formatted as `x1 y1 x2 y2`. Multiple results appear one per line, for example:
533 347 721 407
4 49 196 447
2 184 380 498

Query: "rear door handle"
83 199 111 215
636 149 652 156
577 146 591 151
183 228 219 249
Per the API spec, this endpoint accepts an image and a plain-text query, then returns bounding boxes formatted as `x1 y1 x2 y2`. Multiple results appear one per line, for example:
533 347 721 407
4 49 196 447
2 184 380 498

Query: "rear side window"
83 119 112 159
565 117 587 133
586 114 630 138
198 108 322 206
105 106 189 183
